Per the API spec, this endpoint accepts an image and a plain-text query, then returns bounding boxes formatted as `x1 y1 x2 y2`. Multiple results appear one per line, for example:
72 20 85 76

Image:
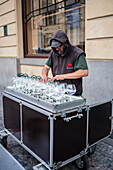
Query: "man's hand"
52 75 65 82
39 65 51 83
39 76 51 84
52 70 88 82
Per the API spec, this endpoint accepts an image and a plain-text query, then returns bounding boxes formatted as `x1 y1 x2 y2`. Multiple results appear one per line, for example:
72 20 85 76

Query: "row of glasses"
12 76 42 92
10 77 76 104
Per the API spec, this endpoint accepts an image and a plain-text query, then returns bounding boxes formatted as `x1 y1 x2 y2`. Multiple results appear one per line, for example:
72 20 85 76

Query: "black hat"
51 40 61 48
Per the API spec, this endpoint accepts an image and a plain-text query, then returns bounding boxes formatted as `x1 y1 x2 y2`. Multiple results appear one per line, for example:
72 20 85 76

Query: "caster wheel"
1 136 7 148
75 155 89 170
88 144 96 156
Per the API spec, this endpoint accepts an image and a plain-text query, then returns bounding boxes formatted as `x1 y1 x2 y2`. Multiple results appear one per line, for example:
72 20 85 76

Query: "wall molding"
87 14 113 21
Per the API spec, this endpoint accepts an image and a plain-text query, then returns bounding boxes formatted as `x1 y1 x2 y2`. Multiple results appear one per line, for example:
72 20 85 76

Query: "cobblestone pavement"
0 92 113 170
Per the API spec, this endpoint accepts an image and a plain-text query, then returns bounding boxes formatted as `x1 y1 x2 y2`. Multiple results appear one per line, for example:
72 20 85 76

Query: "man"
41 30 88 96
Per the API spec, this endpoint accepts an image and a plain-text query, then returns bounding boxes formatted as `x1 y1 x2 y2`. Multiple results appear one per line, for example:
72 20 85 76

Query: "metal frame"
86 106 90 150
3 92 52 117
1 92 112 170
111 100 113 133
20 102 23 144
1 92 88 170
21 0 85 56
1 94 5 129
4 87 86 114
3 128 51 170
1 127 86 170
87 101 112 149
49 117 54 168
24 0 82 23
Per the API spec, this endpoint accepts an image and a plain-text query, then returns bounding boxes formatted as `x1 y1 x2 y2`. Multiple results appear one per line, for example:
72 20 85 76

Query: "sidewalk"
0 88 113 170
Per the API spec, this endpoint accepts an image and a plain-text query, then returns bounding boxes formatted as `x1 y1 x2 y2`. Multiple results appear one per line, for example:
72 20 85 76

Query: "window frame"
22 0 85 58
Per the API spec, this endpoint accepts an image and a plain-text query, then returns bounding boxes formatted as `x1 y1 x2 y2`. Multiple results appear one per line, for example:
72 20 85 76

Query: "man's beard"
57 49 64 55
52 46 67 56
58 46 68 56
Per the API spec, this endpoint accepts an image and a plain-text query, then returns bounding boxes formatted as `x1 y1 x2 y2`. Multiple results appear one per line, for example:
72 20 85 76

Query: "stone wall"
86 0 113 60
83 60 113 105
0 58 19 88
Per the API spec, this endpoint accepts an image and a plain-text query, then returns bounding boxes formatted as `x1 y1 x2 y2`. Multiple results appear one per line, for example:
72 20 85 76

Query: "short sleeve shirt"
46 53 88 71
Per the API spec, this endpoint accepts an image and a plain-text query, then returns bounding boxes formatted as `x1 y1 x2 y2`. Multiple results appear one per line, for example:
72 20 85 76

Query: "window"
4 25 8 36
22 0 85 57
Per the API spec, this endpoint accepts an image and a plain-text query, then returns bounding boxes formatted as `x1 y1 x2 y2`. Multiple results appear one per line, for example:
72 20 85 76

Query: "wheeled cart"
1 87 113 170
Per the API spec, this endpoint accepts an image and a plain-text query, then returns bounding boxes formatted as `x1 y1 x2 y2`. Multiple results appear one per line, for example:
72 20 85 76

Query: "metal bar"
55 0 56 10
20 102 23 143
88 133 111 148
54 106 85 117
39 0 40 14
89 100 111 108
47 0 48 13
57 152 83 169
25 0 81 21
24 0 28 55
86 106 89 150
22 144 51 170
63 113 83 122
32 0 34 17
111 100 113 133
0 130 8 139
21 101 52 117
4 128 21 144
33 163 48 170
49 117 54 168
1 94 5 129
3 93 21 103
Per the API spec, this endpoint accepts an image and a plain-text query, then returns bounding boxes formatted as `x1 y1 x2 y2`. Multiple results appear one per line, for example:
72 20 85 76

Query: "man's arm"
52 53 88 82
40 64 51 83
52 69 88 82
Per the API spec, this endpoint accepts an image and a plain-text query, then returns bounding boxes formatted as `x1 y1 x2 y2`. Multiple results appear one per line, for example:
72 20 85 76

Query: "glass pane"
26 0 34 22
34 10 40 16
4 25 7 36
26 2 85 55
66 0 76 6
56 0 63 2
56 1 64 9
33 0 39 10
48 4 55 11
48 0 55 6
26 0 32 15
42 0 46 7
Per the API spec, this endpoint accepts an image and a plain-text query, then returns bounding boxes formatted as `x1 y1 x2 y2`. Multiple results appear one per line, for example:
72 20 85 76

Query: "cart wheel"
88 144 96 156
1 136 7 148
75 155 89 170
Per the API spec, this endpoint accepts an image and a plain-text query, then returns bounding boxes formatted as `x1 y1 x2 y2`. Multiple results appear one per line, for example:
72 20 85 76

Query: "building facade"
0 0 113 104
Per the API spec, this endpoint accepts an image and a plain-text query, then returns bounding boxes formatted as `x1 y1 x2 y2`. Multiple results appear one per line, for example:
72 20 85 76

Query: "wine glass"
65 84 76 95
45 83 55 101
58 83 67 94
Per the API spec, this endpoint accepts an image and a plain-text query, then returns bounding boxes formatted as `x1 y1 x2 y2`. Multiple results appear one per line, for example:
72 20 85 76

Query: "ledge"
19 58 48 66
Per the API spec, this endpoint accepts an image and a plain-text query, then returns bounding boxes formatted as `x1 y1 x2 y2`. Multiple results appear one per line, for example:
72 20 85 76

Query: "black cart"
0 87 113 170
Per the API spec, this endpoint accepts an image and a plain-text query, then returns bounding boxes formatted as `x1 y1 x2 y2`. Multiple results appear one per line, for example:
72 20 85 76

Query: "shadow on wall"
83 60 113 105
